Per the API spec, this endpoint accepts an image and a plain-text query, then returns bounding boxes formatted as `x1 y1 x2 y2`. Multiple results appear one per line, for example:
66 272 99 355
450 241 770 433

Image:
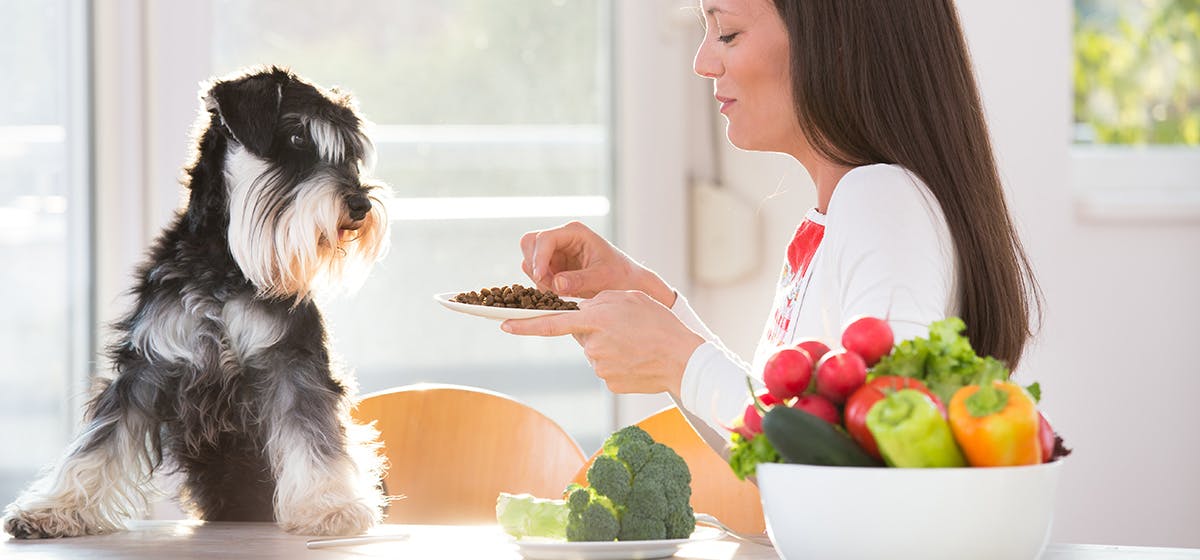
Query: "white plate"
434 292 582 321
512 527 725 560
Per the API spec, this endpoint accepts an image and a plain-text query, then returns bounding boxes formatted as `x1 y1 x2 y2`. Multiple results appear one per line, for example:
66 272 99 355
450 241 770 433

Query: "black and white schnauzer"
3 67 390 538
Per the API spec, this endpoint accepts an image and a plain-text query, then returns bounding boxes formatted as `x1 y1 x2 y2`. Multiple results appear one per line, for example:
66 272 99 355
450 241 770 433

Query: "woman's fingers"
500 310 592 337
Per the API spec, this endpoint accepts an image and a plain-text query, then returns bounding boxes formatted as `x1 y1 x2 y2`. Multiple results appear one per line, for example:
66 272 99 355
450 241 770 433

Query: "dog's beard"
225 146 389 300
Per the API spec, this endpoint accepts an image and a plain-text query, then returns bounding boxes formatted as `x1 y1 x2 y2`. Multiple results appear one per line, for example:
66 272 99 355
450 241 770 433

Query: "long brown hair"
770 0 1041 367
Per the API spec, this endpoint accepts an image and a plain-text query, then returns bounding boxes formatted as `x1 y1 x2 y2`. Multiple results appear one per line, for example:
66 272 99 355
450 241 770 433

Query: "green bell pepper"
865 389 966 468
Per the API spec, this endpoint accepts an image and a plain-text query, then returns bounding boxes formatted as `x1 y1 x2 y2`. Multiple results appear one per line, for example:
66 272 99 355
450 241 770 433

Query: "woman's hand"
501 290 705 396
520 221 675 307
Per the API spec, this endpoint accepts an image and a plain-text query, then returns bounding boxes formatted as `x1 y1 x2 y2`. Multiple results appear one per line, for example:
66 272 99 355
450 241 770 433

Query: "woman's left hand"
500 290 705 396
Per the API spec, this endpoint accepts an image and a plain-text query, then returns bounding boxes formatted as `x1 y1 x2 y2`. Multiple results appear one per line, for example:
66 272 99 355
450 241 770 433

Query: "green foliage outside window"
1074 0 1200 145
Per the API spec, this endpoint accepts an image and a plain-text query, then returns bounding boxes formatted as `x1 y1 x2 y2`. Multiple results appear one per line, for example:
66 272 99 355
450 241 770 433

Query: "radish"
1037 411 1055 463
815 350 868 404
727 392 780 439
757 390 783 407
763 347 814 400
791 393 839 425
742 403 764 435
795 338 831 364
841 316 894 367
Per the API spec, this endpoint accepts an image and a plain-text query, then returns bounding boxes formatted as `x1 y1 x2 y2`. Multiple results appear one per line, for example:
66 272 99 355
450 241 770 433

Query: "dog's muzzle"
344 193 372 227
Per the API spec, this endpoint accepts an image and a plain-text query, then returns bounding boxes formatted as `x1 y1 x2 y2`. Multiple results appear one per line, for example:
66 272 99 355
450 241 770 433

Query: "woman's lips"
716 95 735 114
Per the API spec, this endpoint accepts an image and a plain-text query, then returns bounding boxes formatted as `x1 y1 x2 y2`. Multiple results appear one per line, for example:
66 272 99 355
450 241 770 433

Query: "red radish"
1037 411 1055 463
795 338 831 364
742 403 764 435
844 376 944 459
815 350 868 404
757 391 782 407
791 393 839 425
841 316 894 367
726 391 780 439
763 347 814 400
726 419 756 440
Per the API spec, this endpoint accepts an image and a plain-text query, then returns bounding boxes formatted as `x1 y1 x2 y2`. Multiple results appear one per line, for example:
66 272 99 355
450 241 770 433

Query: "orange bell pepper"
948 381 1042 467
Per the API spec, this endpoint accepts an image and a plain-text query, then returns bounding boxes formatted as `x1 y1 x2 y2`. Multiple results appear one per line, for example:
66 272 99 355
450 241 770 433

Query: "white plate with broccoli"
510 526 724 560
498 426 725 558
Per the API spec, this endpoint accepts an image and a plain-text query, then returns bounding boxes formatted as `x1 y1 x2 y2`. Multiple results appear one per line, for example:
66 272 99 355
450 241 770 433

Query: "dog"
2 66 390 538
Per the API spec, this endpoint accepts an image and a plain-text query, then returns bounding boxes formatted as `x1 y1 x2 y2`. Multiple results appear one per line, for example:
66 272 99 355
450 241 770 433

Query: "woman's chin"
725 131 765 153
725 126 801 157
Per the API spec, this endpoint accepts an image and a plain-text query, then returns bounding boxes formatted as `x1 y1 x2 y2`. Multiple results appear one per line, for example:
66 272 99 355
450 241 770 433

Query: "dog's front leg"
3 368 161 538
262 365 383 536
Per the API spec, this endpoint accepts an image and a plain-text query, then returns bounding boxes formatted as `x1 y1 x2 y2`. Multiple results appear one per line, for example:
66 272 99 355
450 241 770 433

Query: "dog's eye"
288 133 308 149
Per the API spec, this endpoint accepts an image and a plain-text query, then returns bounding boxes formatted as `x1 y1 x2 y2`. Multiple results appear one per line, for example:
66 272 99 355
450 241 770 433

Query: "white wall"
675 1 1200 549
960 2 1200 548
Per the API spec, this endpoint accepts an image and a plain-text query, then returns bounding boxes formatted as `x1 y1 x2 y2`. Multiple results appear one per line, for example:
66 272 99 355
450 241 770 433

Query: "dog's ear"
203 70 288 155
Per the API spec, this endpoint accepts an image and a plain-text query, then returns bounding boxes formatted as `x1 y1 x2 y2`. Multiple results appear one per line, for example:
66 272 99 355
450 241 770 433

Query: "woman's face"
695 0 803 156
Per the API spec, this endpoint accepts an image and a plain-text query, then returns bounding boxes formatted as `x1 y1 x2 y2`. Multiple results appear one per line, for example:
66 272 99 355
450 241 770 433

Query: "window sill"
1074 188 1200 224
1071 146 1200 224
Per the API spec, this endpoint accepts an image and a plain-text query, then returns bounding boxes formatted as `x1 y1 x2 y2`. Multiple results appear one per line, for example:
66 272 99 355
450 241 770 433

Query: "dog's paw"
2 506 117 539
280 501 378 536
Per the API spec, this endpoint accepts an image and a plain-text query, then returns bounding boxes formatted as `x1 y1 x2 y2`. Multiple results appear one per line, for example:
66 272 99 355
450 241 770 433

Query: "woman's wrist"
663 331 705 397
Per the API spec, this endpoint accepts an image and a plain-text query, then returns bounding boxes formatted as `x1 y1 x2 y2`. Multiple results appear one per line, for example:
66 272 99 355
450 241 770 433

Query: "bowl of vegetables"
727 317 1071 560
757 460 1064 560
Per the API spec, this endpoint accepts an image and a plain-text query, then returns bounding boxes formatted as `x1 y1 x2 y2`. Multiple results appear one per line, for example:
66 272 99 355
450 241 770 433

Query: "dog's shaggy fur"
3 67 390 538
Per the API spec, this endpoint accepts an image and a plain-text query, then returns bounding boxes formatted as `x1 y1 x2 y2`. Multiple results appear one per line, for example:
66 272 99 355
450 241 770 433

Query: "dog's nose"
346 194 371 221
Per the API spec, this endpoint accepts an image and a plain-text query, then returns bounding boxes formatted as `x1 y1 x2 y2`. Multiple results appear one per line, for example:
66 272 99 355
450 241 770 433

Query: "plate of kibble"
435 284 582 321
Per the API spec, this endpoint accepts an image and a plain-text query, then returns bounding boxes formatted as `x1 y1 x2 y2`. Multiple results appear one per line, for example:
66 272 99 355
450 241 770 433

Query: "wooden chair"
353 383 587 524
570 406 766 534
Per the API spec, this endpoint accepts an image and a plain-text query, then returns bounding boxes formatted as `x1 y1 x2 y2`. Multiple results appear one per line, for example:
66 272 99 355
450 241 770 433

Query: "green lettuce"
496 493 569 539
869 317 1010 404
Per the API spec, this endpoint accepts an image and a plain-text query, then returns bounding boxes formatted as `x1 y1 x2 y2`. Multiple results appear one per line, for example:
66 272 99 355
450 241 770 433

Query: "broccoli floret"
618 514 666 541
565 487 620 542
664 503 696 539
566 425 695 542
586 454 631 504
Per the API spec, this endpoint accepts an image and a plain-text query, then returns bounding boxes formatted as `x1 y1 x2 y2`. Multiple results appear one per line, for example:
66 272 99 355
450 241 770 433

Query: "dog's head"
199 66 389 301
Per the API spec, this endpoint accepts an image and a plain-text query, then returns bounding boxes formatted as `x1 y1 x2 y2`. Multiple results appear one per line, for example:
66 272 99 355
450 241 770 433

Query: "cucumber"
761 405 881 467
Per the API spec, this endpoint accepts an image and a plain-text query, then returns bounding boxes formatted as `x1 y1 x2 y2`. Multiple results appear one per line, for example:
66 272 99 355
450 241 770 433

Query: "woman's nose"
693 35 722 78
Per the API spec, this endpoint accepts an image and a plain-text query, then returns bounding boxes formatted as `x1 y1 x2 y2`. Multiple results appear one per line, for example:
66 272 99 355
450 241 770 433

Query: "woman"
501 0 1040 440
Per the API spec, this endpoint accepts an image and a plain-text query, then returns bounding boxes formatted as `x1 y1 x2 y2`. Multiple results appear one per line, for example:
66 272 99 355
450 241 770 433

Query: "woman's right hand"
519 221 676 307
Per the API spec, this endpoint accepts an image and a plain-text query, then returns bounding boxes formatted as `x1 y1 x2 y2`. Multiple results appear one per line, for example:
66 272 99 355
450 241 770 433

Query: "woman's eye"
718 32 739 44
289 133 307 149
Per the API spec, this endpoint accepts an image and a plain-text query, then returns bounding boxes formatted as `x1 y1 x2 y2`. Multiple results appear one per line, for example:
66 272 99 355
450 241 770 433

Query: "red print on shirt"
786 220 825 279
766 219 825 345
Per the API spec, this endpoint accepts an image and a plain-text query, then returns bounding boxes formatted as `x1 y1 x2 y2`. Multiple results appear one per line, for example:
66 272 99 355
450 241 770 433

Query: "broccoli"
495 425 695 542
568 425 695 541
564 486 621 541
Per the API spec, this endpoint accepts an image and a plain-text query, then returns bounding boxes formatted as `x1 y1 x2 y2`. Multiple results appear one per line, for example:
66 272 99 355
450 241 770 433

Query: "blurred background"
0 0 1197 549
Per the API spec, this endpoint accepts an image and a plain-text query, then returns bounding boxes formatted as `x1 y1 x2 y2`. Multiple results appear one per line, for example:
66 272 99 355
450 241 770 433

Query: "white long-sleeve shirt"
668 164 958 447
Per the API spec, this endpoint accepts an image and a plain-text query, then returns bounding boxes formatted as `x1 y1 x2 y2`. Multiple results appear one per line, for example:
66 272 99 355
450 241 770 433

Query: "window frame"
1069 1 1200 224
65 0 94 429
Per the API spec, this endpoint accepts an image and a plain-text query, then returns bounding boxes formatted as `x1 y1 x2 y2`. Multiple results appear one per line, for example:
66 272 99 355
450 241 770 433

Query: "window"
0 1 91 505
1072 0 1200 220
178 0 615 451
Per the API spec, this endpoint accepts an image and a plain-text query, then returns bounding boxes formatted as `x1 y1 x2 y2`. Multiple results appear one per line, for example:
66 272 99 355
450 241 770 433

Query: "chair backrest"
354 383 587 524
570 406 765 534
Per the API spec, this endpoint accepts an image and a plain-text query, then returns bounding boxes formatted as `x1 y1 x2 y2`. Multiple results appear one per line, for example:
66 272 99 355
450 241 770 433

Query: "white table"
1 521 1196 559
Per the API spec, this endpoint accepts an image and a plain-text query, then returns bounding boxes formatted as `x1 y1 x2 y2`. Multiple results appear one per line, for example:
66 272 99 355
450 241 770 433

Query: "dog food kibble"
454 284 579 311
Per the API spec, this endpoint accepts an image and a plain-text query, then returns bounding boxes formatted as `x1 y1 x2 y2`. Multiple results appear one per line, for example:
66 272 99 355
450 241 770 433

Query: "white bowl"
757 460 1065 560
